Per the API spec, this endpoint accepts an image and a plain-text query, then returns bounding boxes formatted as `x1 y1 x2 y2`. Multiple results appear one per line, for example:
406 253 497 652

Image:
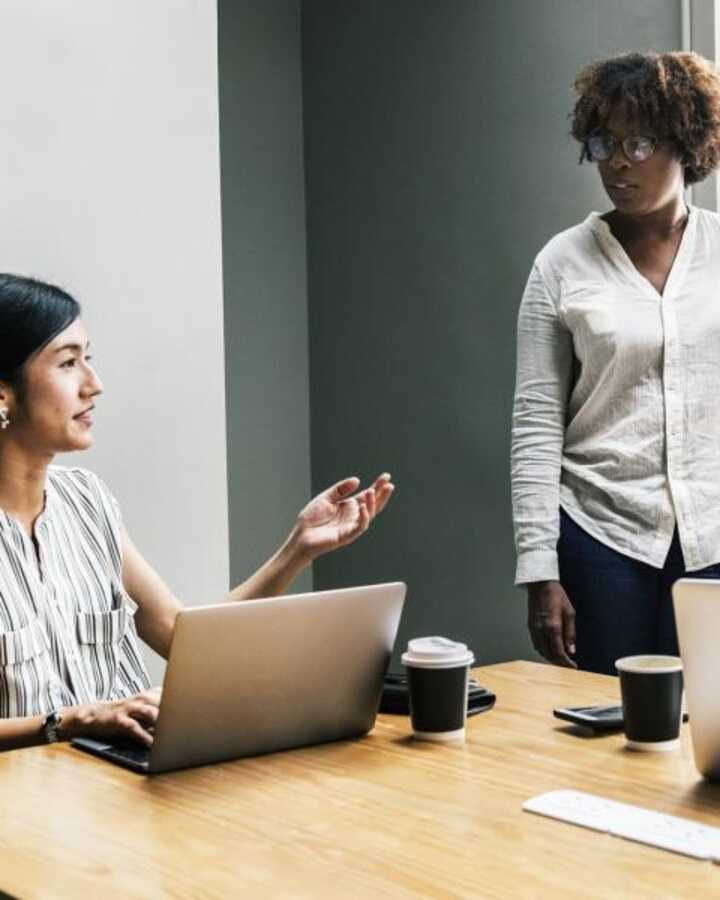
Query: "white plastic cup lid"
401 636 475 669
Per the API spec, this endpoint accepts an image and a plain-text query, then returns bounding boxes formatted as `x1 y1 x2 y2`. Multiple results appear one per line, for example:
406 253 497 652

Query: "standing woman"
0 274 394 748
512 52 720 674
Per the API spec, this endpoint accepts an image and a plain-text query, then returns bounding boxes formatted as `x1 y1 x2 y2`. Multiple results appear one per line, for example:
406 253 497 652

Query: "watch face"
44 710 62 743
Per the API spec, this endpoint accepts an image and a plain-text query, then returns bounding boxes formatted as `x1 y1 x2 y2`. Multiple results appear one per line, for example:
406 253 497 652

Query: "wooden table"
2 660 720 899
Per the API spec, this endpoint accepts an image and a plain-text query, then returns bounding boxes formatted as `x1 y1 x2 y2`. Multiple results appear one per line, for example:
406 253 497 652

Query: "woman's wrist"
527 579 560 594
57 704 93 741
279 526 313 575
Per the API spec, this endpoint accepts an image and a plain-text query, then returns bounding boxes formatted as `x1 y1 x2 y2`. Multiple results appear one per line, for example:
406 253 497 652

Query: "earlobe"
0 383 16 425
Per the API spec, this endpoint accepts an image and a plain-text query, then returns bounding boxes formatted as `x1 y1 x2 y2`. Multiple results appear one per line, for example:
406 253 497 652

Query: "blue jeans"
557 509 720 675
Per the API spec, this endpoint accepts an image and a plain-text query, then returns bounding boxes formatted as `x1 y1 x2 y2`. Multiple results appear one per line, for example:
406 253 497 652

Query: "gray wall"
0 0 228 684
302 0 681 665
219 0 312 591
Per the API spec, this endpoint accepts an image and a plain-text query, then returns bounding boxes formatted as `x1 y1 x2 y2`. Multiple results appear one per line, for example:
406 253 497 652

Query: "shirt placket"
661 307 682 505
595 212 699 569
32 520 94 705
16 525 67 709
660 316 699 572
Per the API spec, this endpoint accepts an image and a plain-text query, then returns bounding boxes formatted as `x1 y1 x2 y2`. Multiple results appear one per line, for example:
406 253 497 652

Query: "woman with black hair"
512 51 720 675
0 273 394 749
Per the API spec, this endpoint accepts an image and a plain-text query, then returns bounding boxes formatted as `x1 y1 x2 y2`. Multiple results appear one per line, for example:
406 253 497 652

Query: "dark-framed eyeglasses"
585 131 657 163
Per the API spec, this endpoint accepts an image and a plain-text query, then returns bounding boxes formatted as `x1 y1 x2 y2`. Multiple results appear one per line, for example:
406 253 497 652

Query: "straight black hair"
0 274 81 385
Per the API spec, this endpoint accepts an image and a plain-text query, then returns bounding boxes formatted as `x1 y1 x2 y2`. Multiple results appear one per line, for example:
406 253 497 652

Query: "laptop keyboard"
108 744 151 766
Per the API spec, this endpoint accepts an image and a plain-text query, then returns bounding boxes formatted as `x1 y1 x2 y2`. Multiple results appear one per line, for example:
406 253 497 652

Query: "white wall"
0 0 228 681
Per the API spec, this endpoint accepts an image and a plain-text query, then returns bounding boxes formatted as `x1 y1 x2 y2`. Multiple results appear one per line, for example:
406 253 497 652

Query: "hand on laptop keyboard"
59 688 162 747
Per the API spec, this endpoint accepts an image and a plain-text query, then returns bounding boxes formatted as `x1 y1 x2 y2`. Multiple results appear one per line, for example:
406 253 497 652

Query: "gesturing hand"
293 473 395 562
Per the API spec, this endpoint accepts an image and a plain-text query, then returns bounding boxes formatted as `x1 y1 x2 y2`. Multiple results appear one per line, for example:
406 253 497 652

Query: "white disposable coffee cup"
401 636 475 743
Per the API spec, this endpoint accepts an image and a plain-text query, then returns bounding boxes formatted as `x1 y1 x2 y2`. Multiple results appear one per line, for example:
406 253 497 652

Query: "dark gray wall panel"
219 0 311 591
302 0 681 663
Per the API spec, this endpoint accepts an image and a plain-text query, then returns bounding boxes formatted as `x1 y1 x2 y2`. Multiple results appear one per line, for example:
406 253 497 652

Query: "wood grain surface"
1 660 719 899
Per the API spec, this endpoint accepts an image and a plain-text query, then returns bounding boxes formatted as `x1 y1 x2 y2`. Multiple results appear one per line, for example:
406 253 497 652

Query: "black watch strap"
43 708 63 744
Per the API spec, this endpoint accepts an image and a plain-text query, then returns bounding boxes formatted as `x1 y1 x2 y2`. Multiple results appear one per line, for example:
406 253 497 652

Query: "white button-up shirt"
511 206 720 584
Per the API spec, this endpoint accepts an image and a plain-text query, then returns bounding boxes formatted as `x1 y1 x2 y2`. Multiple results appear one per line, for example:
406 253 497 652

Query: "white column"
0 0 229 683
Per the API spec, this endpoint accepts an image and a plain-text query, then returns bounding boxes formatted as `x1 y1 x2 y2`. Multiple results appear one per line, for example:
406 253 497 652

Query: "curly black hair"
571 51 720 185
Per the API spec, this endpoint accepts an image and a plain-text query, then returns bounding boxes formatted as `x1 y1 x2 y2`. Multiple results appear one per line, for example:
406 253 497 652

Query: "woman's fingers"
375 482 394 514
118 714 154 747
355 474 395 517
117 701 158 745
356 498 370 534
326 477 360 502
328 474 393 500
322 474 395 519
136 688 162 707
529 621 550 663
77 698 158 746
534 604 574 668
527 582 577 669
562 604 577 659
337 474 395 541
546 621 577 668
371 473 394 514
125 701 159 730
339 496 370 544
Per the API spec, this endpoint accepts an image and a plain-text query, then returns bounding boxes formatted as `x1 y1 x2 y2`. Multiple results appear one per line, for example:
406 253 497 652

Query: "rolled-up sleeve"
511 263 573 585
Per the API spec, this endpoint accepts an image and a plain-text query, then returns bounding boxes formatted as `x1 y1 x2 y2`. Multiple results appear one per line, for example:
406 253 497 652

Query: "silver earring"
0 408 9 430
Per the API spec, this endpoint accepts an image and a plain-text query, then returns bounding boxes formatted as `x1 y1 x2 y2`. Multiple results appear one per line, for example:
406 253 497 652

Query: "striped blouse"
0 466 150 718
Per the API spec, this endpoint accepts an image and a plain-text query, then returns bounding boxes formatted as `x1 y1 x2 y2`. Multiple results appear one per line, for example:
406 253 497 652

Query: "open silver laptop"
72 582 406 774
673 578 720 779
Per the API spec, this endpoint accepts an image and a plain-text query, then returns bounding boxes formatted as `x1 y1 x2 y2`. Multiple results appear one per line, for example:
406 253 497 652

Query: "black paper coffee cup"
402 637 475 743
615 655 683 752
